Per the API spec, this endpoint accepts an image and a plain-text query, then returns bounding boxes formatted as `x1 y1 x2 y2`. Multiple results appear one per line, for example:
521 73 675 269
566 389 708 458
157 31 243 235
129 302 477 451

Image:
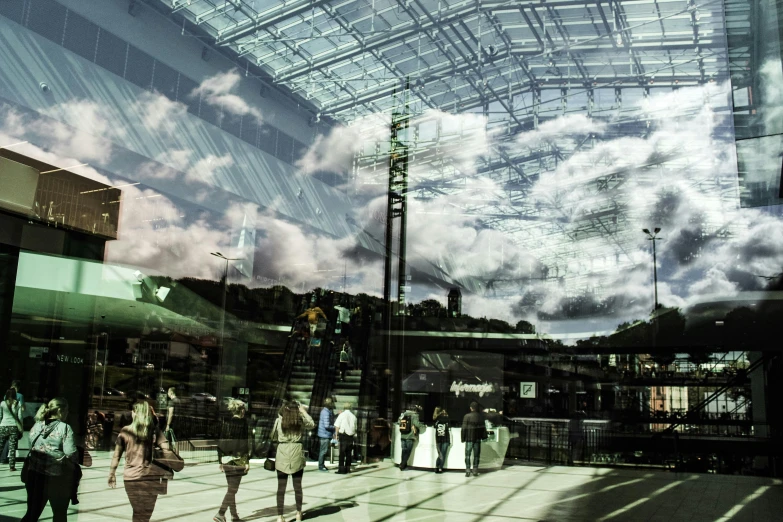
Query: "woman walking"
21 397 77 522
109 401 172 522
272 400 315 522
213 399 250 522
433 407 451 473
0 388 22 471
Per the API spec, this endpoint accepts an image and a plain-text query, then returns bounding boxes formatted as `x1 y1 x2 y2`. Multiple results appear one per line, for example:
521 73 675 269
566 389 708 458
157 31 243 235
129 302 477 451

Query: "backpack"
399 413 412 435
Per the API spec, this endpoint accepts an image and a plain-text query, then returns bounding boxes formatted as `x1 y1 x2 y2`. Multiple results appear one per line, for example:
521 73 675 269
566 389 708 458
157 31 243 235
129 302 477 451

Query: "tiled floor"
1 453 781 522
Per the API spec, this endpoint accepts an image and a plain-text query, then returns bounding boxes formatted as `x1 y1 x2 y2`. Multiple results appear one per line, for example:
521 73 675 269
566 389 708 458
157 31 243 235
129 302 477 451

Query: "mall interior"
1 0 783 520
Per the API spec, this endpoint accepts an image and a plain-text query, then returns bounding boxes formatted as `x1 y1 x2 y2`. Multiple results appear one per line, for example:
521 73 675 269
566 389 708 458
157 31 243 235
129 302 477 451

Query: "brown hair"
4 388 15 403
280 400 303 436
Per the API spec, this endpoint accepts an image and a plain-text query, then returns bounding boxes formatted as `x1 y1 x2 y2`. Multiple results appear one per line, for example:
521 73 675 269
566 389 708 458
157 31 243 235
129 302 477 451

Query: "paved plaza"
1 454 782 522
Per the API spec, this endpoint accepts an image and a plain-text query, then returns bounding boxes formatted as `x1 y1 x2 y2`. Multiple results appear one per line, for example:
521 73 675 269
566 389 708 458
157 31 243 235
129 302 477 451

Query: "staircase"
288 363 316 408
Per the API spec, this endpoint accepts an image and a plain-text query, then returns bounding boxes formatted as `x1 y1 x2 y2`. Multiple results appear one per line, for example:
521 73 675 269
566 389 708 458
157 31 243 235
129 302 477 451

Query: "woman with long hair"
109 401 172 522
213 399 250 522
0 388 22 471
272 399 315 522
21 397 76 522
433 407 451 474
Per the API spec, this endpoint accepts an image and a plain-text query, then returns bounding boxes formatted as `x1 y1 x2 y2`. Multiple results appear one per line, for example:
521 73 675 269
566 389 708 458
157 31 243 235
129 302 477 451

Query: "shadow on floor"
248 501 359 520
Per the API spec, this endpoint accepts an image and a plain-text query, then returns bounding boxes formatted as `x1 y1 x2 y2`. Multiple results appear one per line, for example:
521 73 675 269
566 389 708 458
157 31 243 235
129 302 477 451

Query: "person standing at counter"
398 404 426 471
461 402 486 477
433 407 450 474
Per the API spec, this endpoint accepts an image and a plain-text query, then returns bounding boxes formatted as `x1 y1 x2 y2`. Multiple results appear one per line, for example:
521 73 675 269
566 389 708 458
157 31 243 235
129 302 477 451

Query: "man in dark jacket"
317 398 335 471
398 404 427 471
461 401 486 477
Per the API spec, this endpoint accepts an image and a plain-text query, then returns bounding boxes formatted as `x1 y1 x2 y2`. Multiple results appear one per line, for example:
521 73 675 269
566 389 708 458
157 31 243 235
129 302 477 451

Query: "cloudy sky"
3 65 783 341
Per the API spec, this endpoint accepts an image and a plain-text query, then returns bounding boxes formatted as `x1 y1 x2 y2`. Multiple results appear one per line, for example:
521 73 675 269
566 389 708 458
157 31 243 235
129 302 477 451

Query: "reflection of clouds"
37 100 120 163
296 112 390 181
187 153 234 183
759 59 783 134
191 70 263 122
135 91 188 135
253 211 383 295
516 114 606 148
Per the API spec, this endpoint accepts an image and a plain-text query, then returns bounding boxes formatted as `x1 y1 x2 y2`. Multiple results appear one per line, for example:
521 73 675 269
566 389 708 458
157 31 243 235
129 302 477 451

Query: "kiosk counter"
391 423 511 470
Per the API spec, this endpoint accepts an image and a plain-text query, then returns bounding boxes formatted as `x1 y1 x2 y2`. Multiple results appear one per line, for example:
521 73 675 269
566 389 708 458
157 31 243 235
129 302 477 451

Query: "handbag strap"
29 421 59 450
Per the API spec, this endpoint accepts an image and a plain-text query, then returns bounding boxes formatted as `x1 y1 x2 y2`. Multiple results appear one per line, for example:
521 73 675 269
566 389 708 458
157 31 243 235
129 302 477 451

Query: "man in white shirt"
333 402 358 474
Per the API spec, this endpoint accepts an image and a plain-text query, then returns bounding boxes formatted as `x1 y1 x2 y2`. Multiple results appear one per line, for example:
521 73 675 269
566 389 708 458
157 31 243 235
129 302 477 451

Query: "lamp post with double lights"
642 228 662 312
210 252 242 411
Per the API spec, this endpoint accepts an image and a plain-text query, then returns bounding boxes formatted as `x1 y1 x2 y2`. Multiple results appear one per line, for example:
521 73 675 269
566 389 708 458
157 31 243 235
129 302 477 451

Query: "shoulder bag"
21 422 60 483
263 420 278 472
153 443 185 474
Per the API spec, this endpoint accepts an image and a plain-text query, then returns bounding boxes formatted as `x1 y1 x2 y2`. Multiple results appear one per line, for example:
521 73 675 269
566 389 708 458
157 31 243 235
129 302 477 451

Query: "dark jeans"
219 466 245 517
465 441 481 471
435 441 450 470
21 470 72 522
276 469 303 516
124 480 160 522
400 438 414 469
339 362 348 380
318 437 331 469
338 433 354 472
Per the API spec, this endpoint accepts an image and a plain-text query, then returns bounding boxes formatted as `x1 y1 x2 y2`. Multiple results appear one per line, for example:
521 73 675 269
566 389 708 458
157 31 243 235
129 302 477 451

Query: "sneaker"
465 471 471 477
472 471 479 477
435 469 442 474
318 467 330 472
213 514 226 522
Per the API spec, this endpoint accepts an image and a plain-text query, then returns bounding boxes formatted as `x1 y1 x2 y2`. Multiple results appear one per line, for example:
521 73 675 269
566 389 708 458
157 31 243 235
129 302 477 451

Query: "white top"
0 400 21 428
334 409 358 436
334 306 351 323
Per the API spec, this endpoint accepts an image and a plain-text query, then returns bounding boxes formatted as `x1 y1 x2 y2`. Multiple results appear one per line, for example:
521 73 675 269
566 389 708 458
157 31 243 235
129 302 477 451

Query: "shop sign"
520 382 536 399
57 354 84 365
29 346 48 358
451 380 494 397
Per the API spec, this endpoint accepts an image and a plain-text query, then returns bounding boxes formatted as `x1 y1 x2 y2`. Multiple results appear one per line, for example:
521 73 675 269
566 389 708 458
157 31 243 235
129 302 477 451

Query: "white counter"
391 424 511 470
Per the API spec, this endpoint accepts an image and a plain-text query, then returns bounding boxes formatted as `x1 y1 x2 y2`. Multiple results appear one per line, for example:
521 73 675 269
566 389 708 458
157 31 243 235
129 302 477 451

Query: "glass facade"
1 0 783 519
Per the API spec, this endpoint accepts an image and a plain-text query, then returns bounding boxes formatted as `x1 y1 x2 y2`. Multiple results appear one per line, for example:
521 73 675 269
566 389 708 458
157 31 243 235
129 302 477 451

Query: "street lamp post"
642 228 662 312
210 252 242 411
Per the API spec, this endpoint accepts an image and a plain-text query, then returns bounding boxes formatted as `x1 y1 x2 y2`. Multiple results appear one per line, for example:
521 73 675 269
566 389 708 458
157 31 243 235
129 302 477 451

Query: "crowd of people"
0 374 502 522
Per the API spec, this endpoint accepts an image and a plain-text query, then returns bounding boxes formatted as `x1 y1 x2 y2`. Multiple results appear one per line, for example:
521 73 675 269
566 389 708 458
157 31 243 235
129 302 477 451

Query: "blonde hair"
35 397 69 422
227 398 246 415
128 401 154 440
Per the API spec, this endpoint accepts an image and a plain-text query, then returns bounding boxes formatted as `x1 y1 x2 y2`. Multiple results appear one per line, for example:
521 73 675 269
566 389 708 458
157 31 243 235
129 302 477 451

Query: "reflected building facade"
0 0 782 505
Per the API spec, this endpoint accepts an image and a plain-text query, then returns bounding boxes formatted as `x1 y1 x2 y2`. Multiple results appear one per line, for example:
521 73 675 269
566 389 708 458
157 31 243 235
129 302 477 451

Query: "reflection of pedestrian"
334 402 357 474
461 401 486 477
0 388 23 471
22 398 77 522
398 404 426 471
568 403 587 466
109 402 172 522
271 400 315 522
1 379 23 465
338 344 350 381
317 398 335 472
433 407 451 473
214 399 250 522
164 388 179 448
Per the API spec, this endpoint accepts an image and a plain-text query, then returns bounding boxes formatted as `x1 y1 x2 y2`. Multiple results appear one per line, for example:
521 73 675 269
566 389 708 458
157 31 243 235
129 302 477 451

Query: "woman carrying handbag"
20 397 77 522
0 388 23 471
109 401 183 522
213 399 250 522
271 400 315 522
